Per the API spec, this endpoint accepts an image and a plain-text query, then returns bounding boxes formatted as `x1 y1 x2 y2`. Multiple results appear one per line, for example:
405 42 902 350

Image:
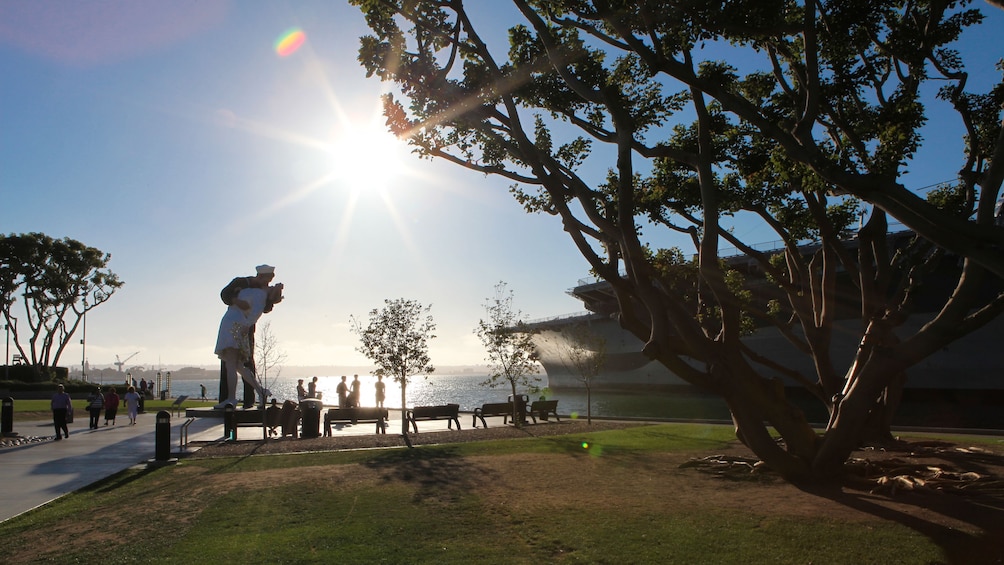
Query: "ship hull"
531 313 1004 393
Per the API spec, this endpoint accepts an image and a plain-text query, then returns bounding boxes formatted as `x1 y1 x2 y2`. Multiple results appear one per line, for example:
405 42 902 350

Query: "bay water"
163 373 733 421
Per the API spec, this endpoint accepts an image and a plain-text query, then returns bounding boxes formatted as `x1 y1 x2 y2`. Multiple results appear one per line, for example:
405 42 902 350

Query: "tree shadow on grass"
800 481 1004 564
361 445 498 502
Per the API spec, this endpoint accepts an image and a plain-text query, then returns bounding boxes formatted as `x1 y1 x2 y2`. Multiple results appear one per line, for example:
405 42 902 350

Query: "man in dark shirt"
219 264 276 408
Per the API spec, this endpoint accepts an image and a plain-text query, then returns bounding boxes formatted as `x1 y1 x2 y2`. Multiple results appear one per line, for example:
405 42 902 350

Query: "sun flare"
327 119 413 194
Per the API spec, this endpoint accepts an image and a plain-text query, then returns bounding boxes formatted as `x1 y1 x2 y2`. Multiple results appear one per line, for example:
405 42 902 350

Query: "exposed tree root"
682 443 1004 496
844 443 1004 496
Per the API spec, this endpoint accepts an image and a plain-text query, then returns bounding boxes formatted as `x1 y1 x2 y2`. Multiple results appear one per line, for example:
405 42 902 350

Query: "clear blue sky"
1 2 1001 371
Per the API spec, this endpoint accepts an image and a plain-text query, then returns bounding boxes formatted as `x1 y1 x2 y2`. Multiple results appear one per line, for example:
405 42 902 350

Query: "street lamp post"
81 299 87 381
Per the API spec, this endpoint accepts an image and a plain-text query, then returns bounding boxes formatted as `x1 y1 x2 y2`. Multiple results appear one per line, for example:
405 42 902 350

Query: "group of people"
294 374 387 410
49 384 142 440
296 377 321 402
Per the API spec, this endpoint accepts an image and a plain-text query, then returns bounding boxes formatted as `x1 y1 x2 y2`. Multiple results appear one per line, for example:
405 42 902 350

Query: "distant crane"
115 352 139 373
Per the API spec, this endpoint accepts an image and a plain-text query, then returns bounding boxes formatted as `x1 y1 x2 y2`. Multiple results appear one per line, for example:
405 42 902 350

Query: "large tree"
351 298 436 436
0 232 122 375
351 0 1004 480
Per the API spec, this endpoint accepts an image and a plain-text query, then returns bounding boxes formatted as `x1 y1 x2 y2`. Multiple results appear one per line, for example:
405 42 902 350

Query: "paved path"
0 412 226 523
0 408 468 524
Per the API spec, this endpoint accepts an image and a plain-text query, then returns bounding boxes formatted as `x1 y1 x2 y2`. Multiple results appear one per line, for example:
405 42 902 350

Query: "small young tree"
560 322 606 425
351 298 436 436
254 320 286 390
475 282 540 427
252 320 286 439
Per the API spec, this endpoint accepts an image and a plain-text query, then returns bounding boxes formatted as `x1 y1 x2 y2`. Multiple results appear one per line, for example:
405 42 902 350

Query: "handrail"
179 417 195 452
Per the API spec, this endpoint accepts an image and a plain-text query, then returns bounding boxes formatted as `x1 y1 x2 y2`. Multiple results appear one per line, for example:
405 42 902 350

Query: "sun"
326 117 414 194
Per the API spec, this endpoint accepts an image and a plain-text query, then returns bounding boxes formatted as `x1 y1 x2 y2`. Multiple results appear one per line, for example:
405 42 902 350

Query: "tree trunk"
401 378 408 436
812 357 899 475
726 392 813 480
860 372 906 443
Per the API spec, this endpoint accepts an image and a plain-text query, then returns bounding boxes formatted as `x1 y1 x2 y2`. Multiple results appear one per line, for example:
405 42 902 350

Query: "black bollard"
155 410 171 461
1 397 13 436
224 403 236 441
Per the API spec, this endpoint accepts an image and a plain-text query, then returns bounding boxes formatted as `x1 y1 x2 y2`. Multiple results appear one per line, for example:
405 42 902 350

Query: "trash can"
299 399 322 439
509 394 528 425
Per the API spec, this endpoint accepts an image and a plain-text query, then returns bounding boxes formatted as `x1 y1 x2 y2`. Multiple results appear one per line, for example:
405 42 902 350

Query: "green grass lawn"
2 423 998 563
8 398 217 421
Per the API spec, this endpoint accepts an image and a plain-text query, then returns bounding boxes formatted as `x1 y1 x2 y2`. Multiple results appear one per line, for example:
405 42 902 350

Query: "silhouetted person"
51 384 72 440
337 376 348 409
375 375 386 409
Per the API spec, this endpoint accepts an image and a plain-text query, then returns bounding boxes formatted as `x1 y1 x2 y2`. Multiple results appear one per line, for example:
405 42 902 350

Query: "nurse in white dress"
214 284 282 408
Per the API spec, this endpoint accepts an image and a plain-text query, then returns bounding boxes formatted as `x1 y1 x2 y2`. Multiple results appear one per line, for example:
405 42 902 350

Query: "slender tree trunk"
401 377 408 436
586 385 592 425
510 381 521 428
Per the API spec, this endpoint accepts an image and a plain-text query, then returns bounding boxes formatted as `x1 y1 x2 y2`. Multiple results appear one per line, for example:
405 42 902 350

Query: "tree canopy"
1 232 122 374
475 281 541 425
351 298 436 435
351 0 1003 480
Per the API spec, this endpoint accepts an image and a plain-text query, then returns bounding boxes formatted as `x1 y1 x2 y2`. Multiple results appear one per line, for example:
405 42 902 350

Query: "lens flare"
275 28 306 57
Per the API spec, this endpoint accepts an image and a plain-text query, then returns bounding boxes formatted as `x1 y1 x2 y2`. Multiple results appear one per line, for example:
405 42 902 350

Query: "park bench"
528 399 560 423
472 401 514 428
170 395 189 417
324 407 389 435
406 403 461 433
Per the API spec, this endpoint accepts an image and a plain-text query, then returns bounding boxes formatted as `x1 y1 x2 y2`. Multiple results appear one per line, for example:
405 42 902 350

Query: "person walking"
104 386 120 426
86 386 105 429
123 386 141 425
51 384 73 440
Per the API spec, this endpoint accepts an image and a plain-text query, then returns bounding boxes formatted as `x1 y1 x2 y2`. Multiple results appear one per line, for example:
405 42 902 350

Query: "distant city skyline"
2 2 1001 370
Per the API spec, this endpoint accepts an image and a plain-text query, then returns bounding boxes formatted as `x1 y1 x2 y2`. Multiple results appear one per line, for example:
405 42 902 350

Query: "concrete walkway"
0 412 225 523
0 407 472 524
